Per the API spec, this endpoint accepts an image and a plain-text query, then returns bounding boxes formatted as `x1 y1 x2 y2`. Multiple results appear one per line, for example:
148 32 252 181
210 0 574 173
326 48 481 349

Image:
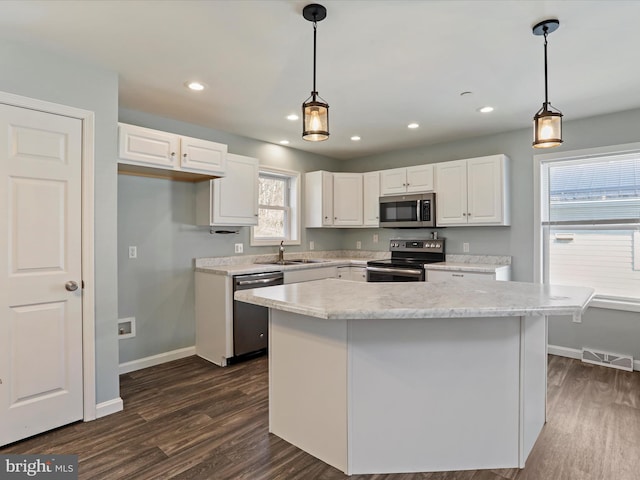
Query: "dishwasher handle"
236 277 282 287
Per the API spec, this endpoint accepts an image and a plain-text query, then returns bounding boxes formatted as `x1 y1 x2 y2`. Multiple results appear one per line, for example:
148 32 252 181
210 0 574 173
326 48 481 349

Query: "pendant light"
532 19 563 148
302 4 329 142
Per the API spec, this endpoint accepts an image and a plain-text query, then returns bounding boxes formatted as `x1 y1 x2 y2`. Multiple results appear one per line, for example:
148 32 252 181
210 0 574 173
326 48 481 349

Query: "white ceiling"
1 0 639 160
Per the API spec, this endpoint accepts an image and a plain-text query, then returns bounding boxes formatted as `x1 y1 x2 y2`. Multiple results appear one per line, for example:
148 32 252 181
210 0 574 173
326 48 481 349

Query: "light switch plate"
356 241 362 250
128 246 137 259
235 243 243 253
309 241 315 250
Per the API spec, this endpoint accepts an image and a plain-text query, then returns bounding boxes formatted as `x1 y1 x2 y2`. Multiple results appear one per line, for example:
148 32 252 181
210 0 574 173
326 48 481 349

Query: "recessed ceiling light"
185 81 206 91
286 114 299 121
350 136 361 141
279 140 290 145
408 123 419 129
478 106 494 113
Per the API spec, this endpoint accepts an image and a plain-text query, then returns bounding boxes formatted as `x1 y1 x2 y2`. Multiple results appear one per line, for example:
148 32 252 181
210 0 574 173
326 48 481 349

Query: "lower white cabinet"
284 266 338 284
426 266 511 282
337 266 367 282
195 153 259 226
195 272 233 366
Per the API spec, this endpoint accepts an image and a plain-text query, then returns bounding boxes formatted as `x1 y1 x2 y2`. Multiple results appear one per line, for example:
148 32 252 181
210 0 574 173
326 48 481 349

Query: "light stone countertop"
195 250 388 276
234 278 595 320
425 262 511 273
195 258 366 276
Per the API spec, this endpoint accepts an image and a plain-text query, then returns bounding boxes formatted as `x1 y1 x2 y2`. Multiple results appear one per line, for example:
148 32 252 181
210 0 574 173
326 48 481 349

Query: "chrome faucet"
278 241 285 263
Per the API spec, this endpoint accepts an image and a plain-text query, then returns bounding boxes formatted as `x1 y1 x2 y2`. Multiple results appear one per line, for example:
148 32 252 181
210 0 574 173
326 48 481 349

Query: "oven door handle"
366 266 424 277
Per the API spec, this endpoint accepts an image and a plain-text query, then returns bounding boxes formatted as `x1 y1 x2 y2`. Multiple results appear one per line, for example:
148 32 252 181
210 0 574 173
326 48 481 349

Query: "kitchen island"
234 278 594 475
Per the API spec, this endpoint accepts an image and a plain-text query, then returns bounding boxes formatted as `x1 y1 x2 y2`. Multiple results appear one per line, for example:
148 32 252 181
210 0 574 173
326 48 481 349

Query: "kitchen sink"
288 259 328 263
255 259 329 266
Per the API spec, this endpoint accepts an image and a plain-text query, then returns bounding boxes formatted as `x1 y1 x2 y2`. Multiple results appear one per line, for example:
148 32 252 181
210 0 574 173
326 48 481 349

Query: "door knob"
65 281 79 292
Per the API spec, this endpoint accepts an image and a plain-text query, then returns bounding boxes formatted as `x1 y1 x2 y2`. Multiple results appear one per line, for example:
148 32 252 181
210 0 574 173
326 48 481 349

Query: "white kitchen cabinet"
179 135 227 175
363 171 380 226
195 272 232 366
380 164 434 195
426 267 511 282
195 153 259 226
337 266 367 282
284 266 338 284
435 154 510 226
306 171 363 227
333 173 363 226
118 123 227 180
305 171 334 227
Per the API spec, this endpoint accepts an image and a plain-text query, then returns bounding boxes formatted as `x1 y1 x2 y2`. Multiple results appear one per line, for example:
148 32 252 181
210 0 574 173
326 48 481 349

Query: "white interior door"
0 103 84 446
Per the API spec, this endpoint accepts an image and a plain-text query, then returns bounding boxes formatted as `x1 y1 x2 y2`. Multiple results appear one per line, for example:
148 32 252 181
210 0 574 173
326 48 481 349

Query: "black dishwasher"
232 271 284 360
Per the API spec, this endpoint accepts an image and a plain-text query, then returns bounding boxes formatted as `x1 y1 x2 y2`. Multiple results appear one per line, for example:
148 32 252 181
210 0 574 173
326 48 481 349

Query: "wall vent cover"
582 348 633 372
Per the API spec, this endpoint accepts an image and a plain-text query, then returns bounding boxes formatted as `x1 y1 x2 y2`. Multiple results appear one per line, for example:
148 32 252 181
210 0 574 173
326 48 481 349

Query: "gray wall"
342 108 640 360
117 109 342 363
0 39 120 403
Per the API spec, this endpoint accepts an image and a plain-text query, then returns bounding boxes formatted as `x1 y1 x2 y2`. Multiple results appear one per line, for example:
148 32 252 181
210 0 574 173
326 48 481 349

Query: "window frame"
250 166 301 246
534 142 640 312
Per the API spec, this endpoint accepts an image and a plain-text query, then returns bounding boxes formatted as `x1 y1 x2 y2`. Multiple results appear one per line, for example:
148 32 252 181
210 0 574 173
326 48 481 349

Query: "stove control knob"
435 243 441 248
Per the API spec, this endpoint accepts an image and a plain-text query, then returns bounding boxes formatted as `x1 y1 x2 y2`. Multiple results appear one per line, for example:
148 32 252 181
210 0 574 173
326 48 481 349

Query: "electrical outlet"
463 242 470 253
234 243 243 254
356 240 362 250
128 246 137 259
309 240 315 250
373 234 378 243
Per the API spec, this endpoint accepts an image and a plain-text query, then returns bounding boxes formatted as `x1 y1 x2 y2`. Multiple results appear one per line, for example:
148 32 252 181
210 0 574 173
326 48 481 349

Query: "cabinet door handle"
452 274 465 277
183 153 187 158
468 212 471 216
463 213 467 216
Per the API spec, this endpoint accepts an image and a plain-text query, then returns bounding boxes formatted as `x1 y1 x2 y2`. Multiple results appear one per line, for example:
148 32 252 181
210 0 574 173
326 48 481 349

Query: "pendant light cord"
312 20 318 98
543 28 549 107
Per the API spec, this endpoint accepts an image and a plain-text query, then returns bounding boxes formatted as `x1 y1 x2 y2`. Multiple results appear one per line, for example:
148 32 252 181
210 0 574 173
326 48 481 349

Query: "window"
250 167 301 246
535 144 640 309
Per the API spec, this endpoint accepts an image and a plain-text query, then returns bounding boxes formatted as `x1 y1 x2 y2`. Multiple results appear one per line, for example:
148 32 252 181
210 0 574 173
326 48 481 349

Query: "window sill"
589 297 640 313
250 239 301 247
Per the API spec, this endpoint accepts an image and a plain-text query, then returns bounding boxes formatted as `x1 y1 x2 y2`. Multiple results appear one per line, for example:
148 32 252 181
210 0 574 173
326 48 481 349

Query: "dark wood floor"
2 354 639 479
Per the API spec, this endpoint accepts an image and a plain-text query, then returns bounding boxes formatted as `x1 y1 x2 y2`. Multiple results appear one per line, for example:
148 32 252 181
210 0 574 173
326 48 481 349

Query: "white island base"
268 310 547 475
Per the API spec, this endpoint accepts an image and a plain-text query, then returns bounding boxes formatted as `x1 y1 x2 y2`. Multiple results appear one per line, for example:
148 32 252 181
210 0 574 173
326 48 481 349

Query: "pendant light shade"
302 4 329 142
532 19 563 149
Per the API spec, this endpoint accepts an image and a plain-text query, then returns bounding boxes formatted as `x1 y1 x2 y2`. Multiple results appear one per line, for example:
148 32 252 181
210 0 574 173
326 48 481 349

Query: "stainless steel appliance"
232 271 284 360
379 192 436 228
367 238 445 282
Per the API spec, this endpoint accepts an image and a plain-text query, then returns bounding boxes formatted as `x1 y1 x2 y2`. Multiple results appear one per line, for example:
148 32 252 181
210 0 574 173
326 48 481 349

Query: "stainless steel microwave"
379 192 435 228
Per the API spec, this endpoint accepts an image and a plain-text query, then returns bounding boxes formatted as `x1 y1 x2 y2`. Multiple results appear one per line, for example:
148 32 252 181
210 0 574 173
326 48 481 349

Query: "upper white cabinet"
435 154 510 226
195 153 259 226
118 123 227 181
333 173 363 226
305 171 334 227
363 171 380 227
306 171 364 227
380 164 434 195
180 135 227 175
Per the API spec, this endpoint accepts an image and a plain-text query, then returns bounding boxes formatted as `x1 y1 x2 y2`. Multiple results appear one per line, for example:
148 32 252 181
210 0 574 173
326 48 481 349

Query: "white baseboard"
548 344 640 371
95 397 123 418
119 346 196 375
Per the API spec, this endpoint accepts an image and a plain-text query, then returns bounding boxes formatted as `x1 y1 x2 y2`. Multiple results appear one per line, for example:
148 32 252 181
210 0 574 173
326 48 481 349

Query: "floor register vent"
581 348 633 372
